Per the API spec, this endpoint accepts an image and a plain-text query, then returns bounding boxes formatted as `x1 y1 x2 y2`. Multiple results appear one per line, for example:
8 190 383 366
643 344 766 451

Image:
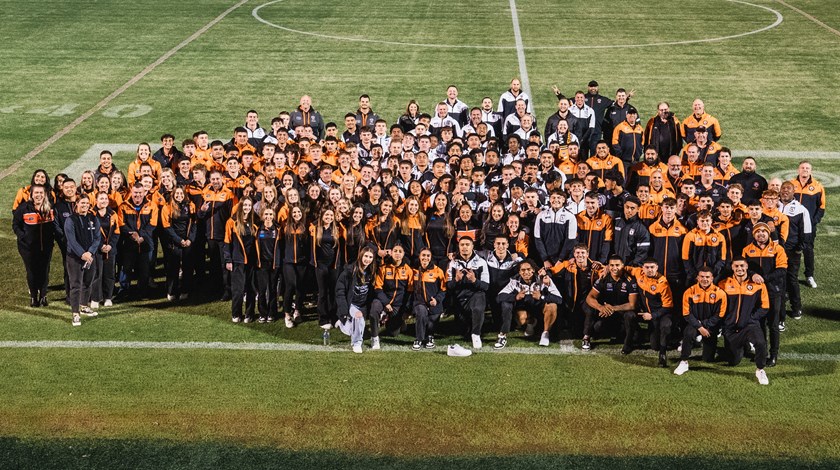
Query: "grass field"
2 0 840 467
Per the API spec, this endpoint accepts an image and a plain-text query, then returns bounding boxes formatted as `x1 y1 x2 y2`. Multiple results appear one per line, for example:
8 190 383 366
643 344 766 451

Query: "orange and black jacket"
682 282 727 330
374 261 414 309
638 202 661 227
400 215 427 260
791 177 826 225
762 207 789 244
713 215 745 262
742 241 788 297
366 215 400 253
412 262 446 309
740 215 779 252
339 220 365 268
611 121 644 164
160 202 197 247
94 208 119 260
197 186 234 241
628 267 674 320
12 201 55 251
627 161 668 192
585 155 626 180
718 276 769 331
681 113 722 143
682 227 727 280
550 259 604 309
223 219 256 265
283 225 310 265
648 217 687 279
224 172 251 200
310 224 340 269
576 209 613 264
118 199 158 252
255 224 283 269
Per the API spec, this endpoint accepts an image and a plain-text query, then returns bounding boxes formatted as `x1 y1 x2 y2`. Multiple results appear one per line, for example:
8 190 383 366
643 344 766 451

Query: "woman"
480 202 507 253
282 206 309 327
340 204 366 268
277 187 301 224
335 246 378 353
311 208 341 329
91 191 118 308
224 197 257 323
411 248 447 350
127 142 162 186
406 180 428 210
109 170 128 209
12 184 55 307
369 244 413 349
54 177 78 301
303 183 324 220
161 186 196 302
254 183 281 217
52 173 68 203
279 172 296 198
63 197 101 326
255 207 282 323
79 170 96 203
506 213 530 258
386 183 404 211
364 183 384 219
425 192 454 268
335 197 352 222
340 173 357 201
398 99 420 133
12 169 50 211
366 199 399 259
398 196 427 264
453 203 480 246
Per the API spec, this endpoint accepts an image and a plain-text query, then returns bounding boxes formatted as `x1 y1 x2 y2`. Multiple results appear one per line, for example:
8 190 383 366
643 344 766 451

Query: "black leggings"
314 264 338 326
18 243 52 300
93 251 116 302
282 263 307 316
414 303 443 341
165 245 193 298
256 266 281 319
230 263 255 320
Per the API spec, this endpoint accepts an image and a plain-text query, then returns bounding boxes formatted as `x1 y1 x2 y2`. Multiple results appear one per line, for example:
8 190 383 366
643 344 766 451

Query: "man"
682 210 727 283
544 95 581 145
790 160 825 288
627 258 674 364
643 101 681 159
602 171 631 219
778 181 812 320
496 260 563 348
502 100 529 138
742 222 787 367
582 255 638 351
198 170 235 301
480 97 504 138
289 95 325 140
485 236 522 340
681 99 722 143
613 196 650 268
611 106 644 168
498 78 532 120
601 88 637 145
444 85 470 127
534 190 577 270
447 237 490 349
648 169 675 204
586 140 625 181
674 265 727 374
243 109 266 147
577 192 613 264
729 157 767 202
714 147 740 185
583 80 613 157
430 103 462 138
695 163 727 205
718 257 771 385
628 146 668 193
118 183 158 299
664 155 685 195
550 243 605 336
569 91 596 156
152 133 183 170
354 94 379 128
686 126 722 166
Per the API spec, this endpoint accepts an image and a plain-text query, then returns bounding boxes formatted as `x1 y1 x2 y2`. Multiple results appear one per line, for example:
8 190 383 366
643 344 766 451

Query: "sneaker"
471 334 482 349
447 344 472 357
494 335 508 350
293 310 301 322
243 317 252 324
581 338 591 350
232 317 241 323
524 321 535 337
658 352 667 368
792 310 802 320
104 299 113 307
267 316 277 323
767 355 777 368
412 341 422 351
80 306 98 317
320 323 332 330
179 293 188 301
90 301 99 309
72 313 81 327
166 294 175 302
352 343 363 354
258 317 267 323
756 369 769 385
538 331 550 347
807 277 817 288
284 316 294 328
674 361 690 376
778 321 786 332
371 336 381 350
40 296 49 307
425 336 436 349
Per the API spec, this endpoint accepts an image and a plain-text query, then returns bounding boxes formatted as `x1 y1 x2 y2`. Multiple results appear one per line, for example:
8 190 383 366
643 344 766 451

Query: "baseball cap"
588 80 599 87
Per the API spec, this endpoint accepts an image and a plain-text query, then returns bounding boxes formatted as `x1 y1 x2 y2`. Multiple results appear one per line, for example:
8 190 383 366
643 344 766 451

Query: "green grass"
2 0 840 466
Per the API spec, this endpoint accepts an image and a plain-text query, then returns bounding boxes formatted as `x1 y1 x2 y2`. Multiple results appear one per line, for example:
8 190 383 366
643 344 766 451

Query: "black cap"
509 178 526 189
588 80 599 87
627 106 638 115
696 125 708 133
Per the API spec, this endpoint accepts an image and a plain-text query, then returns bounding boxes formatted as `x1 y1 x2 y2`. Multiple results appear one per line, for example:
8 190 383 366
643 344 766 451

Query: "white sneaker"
371 336 381 350
72 313 81 327
471 334 482 349
90 301 99 309
352 344 363 354
674 361 689 376
447 344 473 357
166 294 175 302
756 369 769 385
104 299 113 307
807 276 817 288
80 306 98 317
284 316 294 328
321 323 332 330
539 331 550 347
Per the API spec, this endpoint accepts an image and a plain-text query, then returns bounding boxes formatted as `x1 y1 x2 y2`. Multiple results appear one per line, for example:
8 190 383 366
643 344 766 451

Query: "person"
13 184 55 307
12 169 51 211
354 94 379 128
311 208 341 329
586 140 625 181
63 197 101 326
582 80 612 156
398 196 427 263
576 192 613 264
682 210 726 283
568 91 596 155
674 265 727 374
729 157 767 202
91 191 118 308
289 95 325 140
643 102 681 159
254 206 282 323
681 99 722 143
498 78 532 120
366 199 400 259
496 259 563 348
447 236 490 349
612 196 650 267
398 99 420 133
224 197 257 323
718 257 771 385
153 133 183 170
790 161 825 288
581 255 638 350
369 244 413 348
626 258 674 365
778 181 811 320
742 222 787 367
534 190 577 270
282 206 309 327
118 183 158 299
160 186 196 302
198 170 235 300
335 246 378 353
444 85 470 127
601 88 636 145
549 243 604 337
127 142 162 186
611 106 643 168
53 178 78 301
649 197 688 303
412 248 447 350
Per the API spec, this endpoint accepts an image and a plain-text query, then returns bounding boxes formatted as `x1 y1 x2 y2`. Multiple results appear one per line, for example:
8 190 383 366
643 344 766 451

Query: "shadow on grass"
1 437 837 470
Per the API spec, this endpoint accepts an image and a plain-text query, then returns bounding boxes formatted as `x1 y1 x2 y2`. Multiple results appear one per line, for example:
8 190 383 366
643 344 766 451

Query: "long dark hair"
353 246 378 283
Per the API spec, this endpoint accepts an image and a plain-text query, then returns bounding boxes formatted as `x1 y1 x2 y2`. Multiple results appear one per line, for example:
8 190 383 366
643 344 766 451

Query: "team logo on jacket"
596 220 602 226
809 186 815 191
629 229 635 235
747 285 754 291
710 293 716 299
650 285 656 291
711 237 717 243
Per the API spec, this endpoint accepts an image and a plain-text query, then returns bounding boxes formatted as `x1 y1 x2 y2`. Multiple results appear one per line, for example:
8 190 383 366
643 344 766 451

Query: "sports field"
2 0 840 467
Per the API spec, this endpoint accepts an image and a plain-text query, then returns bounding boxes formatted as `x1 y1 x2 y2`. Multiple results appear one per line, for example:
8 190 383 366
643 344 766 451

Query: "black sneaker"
658 352 667 368
258 317 267 323
425 336 436 349
40 296 48 307
30 297 38 308
767 355 777 368
412 341 422 351
778 321 786 332
792 310 802 320
493 335 507 349
621 347 631 355
582 338 591 350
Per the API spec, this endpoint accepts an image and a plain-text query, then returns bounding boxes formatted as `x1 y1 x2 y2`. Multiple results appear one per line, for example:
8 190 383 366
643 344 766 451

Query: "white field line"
61 144 140 179
508 0 532 102
734 150 840 159
0 0 251 182
252 0 782 51
0 340 837 361
776 0 840 38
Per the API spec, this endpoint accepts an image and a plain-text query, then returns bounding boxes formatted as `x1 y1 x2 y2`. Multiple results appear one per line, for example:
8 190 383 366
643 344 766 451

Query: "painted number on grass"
0 104 152 118
769 170 840 189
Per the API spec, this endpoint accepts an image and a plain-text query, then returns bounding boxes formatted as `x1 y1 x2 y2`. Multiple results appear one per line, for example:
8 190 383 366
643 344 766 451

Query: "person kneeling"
581 255 639 351
494 259 563 349
412 248 447 350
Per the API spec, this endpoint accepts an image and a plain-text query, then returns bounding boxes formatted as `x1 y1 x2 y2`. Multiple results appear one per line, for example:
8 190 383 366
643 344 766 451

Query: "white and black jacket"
497 274 563 305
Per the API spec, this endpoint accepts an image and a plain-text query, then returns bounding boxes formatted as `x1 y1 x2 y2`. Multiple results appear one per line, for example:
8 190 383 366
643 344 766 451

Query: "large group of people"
11 79 827 385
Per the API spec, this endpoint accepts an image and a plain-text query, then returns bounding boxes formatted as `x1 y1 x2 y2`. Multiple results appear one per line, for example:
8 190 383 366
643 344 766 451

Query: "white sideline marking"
734 150 840 159
0 0 250 182
253 0 783 50
508 0 532 102
61 144 141 179
776 0 840 39
0 340 837 362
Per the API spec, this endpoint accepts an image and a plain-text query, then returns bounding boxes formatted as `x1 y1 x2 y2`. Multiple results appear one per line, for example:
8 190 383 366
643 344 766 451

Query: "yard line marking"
1 340 837 362
0 0 250 182
776 0 840 38
253 0 782 50
508 0 532 102
735 150 840 159
61 144 141 179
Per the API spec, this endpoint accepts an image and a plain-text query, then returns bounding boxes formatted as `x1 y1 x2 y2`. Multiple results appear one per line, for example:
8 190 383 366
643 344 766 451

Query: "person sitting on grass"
369 243 413 350
494 259 563 349
336 247 378 354
411 248 447 350
581 255 638 351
